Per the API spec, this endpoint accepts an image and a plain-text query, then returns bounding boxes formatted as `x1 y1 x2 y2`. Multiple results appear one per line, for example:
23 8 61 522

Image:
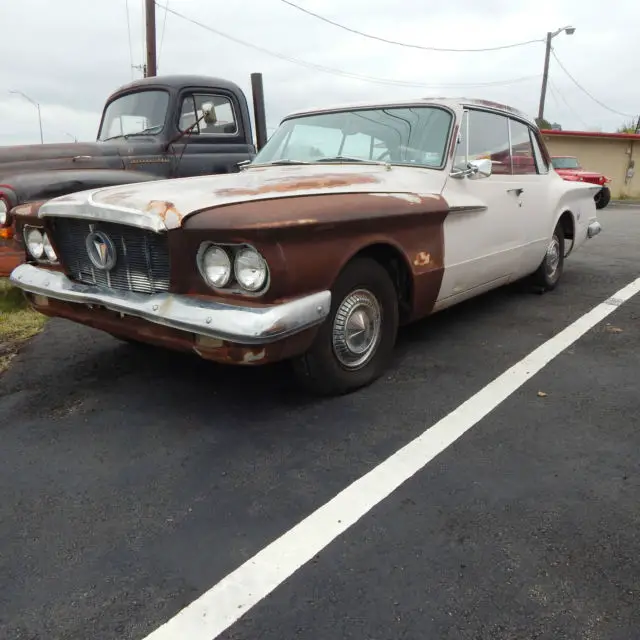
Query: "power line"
551 49 634 118
278 0 545 52
156 2 541 90
158 0 169 69
124 0 134 79
548 78 589 128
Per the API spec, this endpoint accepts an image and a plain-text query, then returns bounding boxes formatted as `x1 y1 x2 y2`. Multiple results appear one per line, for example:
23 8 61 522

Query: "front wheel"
594 185 611 209
530 222 565 292
291 257 399 396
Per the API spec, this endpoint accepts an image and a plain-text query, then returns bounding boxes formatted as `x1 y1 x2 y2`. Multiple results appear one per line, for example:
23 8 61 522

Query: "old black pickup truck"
0 72 267 275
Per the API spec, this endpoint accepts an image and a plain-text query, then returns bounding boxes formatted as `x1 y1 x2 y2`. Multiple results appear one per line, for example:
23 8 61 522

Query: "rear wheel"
595 185 611 209
292 257 399 396
530 222 565 292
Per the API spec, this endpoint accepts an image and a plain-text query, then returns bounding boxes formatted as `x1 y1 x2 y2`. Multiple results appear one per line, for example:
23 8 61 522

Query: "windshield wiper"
316 155 388 165
260 159 311 165
125 124 164 137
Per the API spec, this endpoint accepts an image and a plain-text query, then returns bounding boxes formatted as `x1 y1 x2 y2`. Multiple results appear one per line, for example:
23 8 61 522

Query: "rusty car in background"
0 72 268 275
10 98 602 395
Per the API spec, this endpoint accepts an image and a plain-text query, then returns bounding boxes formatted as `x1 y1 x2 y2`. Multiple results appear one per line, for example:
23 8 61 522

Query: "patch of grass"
0 278 47 372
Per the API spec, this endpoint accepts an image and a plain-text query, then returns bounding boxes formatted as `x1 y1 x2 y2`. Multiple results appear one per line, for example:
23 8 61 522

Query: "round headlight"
43 233 57 262
200 245 231 288
25 227 44 259
0 199 7 226
234 247 267 292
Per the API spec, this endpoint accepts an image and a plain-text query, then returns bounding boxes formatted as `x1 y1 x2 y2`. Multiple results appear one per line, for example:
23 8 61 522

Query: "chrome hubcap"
545 235 560 278
332 289 382 369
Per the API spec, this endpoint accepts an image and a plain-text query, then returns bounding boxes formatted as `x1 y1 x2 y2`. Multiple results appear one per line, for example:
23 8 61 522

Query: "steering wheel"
376 150 391 161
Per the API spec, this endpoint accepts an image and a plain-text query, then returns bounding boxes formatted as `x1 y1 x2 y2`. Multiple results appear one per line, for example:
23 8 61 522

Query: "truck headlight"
0 199 7 226
199 244 232 288
24 227 44 259
234 247 268 292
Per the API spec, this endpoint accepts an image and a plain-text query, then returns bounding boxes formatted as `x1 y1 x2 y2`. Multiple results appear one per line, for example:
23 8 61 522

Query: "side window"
529 131 549 174
467 110 511 175
509 119 537 175
178 93 238 135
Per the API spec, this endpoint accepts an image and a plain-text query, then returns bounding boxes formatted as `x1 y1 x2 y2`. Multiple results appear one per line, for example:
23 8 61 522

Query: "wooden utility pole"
537 31 553 122
145 0 157 77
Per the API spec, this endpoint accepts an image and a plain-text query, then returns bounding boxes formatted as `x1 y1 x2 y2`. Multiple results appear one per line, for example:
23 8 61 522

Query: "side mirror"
450 157 493 180
201 102 217 125
468 158 492 179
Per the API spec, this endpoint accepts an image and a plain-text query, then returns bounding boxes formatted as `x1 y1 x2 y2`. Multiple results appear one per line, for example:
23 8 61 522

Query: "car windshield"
253 106 453 169
552 156 580 169
98 90 170 141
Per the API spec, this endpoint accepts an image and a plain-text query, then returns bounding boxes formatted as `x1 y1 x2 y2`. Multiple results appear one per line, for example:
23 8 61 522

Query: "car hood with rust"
37 163 448 231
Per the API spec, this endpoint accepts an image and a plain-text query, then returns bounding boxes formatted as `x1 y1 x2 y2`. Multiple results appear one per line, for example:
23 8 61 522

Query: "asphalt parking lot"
1 204 639 640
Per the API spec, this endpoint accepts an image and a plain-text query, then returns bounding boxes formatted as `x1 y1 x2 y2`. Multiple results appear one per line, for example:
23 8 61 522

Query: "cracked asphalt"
1 205 638 640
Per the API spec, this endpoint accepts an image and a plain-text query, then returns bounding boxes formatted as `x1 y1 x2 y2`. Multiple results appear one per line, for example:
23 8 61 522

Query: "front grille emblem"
85 230 117 271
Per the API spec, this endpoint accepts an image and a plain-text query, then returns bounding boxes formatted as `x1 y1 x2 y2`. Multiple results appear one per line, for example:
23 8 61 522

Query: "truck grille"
49 218 170 294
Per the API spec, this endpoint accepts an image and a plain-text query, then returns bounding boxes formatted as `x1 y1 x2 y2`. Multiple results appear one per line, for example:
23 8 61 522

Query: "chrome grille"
49 218 170 294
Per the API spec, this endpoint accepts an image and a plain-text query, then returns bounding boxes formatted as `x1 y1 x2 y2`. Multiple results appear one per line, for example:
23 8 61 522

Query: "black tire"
292 257 399 396
594 185 611 209
530 221 565 292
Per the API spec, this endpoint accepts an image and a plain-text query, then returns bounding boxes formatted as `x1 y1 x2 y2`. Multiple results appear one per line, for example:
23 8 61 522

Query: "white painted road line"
142 276 640 640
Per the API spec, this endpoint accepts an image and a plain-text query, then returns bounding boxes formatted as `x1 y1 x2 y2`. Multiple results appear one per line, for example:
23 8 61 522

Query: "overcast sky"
0 0 638 146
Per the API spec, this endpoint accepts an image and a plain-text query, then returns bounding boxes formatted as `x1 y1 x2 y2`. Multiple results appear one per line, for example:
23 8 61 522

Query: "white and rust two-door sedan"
10 97 602 395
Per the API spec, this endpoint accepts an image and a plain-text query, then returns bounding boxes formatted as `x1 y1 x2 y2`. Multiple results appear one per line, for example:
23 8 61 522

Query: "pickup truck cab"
0 73 266 274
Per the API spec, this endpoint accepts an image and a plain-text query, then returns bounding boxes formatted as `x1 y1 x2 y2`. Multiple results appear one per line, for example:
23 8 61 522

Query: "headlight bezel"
196 241 270 295
23 225 58 264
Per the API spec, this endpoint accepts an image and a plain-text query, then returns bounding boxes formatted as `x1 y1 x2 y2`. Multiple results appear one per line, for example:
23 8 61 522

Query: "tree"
617 118 640 134
535 117 562 130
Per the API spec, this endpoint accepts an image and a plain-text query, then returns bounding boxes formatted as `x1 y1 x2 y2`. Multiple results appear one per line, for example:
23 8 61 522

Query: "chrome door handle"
507 187 524 196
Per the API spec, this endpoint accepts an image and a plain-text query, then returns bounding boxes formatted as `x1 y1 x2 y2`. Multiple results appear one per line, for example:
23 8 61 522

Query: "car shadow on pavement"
0 279 537 422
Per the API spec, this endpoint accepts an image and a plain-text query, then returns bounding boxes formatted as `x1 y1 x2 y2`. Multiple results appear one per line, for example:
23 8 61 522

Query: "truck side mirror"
202 102 217 125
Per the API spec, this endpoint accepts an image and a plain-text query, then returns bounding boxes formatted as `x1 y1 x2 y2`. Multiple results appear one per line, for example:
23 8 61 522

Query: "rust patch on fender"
214 172 379 198
145 200 183 226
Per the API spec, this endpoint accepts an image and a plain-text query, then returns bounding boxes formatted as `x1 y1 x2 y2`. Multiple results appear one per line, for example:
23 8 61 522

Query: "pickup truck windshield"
98 90 169 141
253 106 453 169
552 156 581 169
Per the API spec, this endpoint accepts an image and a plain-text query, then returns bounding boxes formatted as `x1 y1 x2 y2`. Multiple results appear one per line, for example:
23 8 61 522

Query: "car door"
507 118 557 276
438 108 521 306
171 90 251 177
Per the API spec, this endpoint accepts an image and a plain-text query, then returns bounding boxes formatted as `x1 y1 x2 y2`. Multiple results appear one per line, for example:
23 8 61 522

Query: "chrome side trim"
587 220 602 238
10 264 331 344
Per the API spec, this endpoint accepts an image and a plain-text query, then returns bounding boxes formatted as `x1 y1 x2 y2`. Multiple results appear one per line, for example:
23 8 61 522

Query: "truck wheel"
595 186 611 209
530 222 565 292
292 257 399 396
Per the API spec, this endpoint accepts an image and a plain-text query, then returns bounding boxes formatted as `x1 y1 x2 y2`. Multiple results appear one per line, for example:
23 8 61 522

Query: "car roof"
282 97 537 128
108 74 245 95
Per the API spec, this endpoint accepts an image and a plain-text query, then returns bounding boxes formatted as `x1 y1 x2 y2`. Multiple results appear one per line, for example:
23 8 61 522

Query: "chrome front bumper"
10 264 331 345
587 220 602 238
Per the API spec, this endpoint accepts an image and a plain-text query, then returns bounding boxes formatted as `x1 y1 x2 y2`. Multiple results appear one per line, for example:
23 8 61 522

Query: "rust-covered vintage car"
10 98 602 395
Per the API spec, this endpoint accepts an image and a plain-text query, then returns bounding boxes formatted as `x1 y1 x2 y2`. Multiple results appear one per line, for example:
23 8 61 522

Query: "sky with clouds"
0 0 638 146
